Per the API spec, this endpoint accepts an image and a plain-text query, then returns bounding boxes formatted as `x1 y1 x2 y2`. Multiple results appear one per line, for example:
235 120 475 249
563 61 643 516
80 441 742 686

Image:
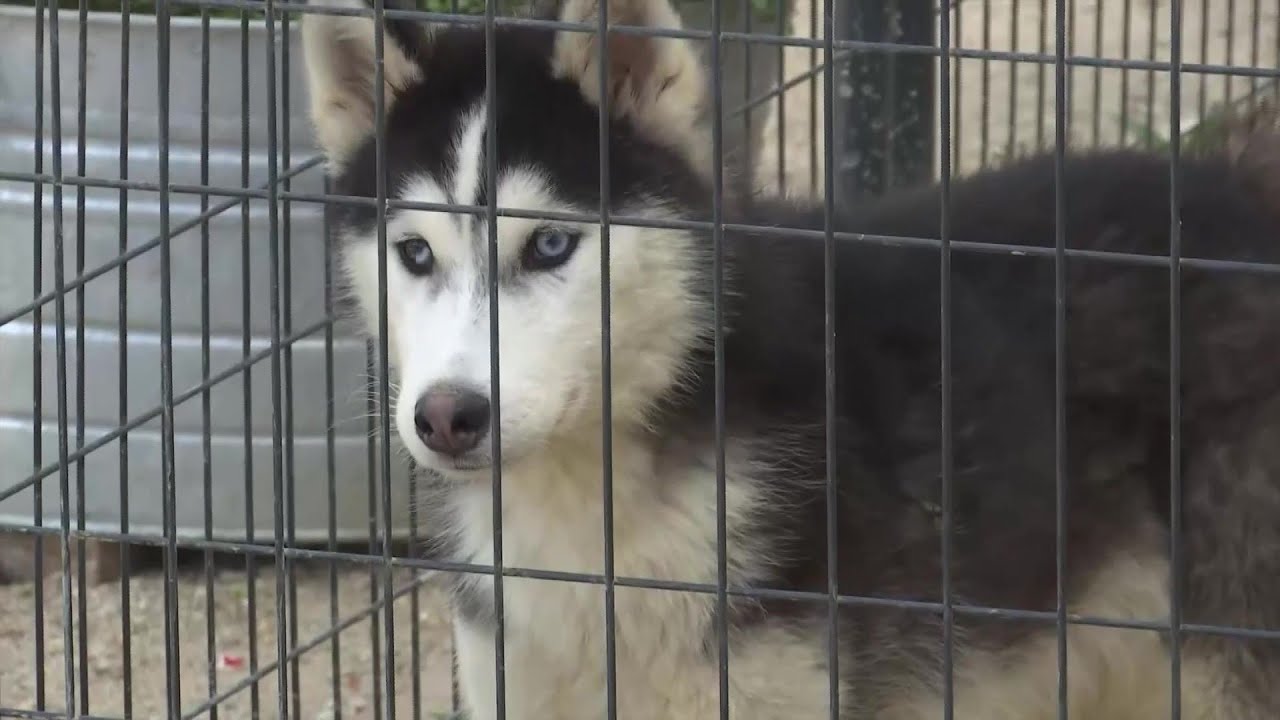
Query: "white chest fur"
440 438 839 720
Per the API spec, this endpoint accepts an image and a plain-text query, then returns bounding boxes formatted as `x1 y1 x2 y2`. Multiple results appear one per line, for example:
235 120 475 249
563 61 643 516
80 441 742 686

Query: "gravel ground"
2 556 458 720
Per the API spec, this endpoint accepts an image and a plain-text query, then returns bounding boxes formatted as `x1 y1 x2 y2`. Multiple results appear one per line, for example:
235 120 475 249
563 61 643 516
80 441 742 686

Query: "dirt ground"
1 554 458 720
5 2 1277 719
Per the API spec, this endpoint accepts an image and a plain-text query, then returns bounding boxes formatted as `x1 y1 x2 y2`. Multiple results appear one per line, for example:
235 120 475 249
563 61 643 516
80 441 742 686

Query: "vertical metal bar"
596 0 618 718
712 0 730 713
199 7 221 720
1119 0 1131 141
1052 0 1069 714
1223 0 1235 104
957 0 962 169
1065 0 1074 144
239 4 263 715
365 345 383 720
775 0 786 193
402 50 422 712
1008 0 1019 165
1091 0 1103 146
323 174 344 720
30 0 47 709
73 0 90 709
1196 0 1208 121
954 0 963 169
280 8 303 719
370 0 398 717
1037 0 1048 149
1144 0 1156 147
115 0 134 713
261 0 293 716
980 0 991 166
408 465 423 720
239 1 264 713
882 0 898 188
742 0 755 181
155 0 183 715
1167 0 1185 713
821 0 838 713
45 0 78 715
1248 0 1260 97
938 0 955 713
483 0 508 712
808 0 818 193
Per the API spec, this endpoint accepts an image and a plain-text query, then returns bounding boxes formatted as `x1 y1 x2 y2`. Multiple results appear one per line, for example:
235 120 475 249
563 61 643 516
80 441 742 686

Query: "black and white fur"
302 0 1280 716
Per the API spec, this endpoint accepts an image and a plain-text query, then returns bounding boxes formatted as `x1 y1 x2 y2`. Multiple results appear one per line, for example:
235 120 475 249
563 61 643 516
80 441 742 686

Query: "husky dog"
301 0 1280 716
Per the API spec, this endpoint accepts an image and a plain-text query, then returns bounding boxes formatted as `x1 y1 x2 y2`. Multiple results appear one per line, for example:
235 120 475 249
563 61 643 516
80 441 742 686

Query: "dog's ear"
551 0 710 178
302 0 431 171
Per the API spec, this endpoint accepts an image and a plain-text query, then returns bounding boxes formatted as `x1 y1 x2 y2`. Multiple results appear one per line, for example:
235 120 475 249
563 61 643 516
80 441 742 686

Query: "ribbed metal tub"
0 6 414 543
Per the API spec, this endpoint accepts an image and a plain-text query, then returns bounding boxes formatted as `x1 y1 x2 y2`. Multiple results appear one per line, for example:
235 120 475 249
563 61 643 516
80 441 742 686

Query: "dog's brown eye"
396 235 435 276
522 227 580 271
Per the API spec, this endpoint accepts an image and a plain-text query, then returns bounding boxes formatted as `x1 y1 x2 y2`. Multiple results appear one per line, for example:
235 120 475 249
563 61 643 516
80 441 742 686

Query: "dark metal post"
835 0 936 199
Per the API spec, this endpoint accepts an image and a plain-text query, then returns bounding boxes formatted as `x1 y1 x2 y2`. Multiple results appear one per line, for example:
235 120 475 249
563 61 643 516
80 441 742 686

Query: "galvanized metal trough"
0 5 415 544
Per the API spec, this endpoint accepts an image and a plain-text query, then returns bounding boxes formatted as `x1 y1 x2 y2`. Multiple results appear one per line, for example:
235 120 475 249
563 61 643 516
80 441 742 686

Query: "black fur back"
665 146 1280 711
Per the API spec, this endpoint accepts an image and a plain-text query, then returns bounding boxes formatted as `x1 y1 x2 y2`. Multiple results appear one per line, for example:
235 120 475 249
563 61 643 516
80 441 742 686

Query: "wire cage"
1 0 1278 717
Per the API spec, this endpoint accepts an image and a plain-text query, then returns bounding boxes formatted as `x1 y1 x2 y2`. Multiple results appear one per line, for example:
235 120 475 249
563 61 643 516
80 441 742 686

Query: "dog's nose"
413 386 491 457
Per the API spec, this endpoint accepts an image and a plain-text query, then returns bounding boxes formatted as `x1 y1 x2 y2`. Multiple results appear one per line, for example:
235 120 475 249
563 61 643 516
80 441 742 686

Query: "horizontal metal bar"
0 709 124 720
9 170 1280 278
0 155 323 331
286 199 1280 277
202 187 1280 277
7 521 1279 644
0 315 334 507
156 0 1280 80
0 170 265 201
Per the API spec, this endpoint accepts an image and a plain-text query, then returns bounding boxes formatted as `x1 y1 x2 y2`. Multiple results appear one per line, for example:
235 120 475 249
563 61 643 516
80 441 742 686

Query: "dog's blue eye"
523 227 580 271
396 235 434 276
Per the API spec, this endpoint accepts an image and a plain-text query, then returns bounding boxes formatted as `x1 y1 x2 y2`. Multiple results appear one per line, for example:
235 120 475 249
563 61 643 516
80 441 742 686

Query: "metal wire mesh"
2 0 1280 717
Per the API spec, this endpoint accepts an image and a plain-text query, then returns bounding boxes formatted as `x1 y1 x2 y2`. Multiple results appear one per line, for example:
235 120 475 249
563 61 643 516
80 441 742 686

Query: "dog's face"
302 0 714 476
